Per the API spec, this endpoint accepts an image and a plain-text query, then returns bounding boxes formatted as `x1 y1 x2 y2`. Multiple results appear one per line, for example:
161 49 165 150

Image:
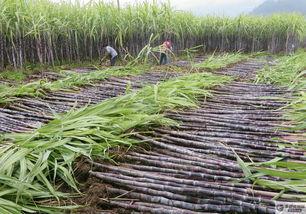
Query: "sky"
108 0 266 16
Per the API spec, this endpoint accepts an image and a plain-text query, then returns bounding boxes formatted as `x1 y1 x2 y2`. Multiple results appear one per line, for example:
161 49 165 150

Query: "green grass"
284 89 306 136
193 52 250 70
0 65 58 83
255 50 306 87
255 50 306 134
0 60 106 83
256 50 306 133
0 70 29 82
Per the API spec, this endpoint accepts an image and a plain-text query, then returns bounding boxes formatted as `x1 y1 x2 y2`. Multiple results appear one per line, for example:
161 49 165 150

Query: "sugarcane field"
0 0 306 213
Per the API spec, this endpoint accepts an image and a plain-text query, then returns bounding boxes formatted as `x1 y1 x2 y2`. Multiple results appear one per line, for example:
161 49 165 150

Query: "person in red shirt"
160 39 173 65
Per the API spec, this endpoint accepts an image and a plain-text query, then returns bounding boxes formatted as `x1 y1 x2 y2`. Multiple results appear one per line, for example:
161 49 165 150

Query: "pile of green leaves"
236 155 306 201
257 50 306 134
0 70 28 82
193 52 250 70
0 72 231 213
256 50 306 87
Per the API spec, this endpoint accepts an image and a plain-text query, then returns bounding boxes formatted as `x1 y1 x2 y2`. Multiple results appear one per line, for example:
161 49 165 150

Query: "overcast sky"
106 0 266 16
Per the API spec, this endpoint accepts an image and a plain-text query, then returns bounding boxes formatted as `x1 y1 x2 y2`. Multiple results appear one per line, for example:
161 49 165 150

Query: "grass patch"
193 52 250 70
285 91 306 133
0 60 106 83
0 70 29 82
255 50 306 87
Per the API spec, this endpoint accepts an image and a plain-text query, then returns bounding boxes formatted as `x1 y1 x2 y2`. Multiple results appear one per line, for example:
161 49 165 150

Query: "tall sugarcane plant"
0 0 305 70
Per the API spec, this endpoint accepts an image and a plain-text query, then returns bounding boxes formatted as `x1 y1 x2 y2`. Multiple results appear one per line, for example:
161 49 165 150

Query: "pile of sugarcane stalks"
88 76 305 213
0 72 180 132
70 67 98 74
0 59 264 133
170 55 208 67
215 60 265 80
26 71 65 82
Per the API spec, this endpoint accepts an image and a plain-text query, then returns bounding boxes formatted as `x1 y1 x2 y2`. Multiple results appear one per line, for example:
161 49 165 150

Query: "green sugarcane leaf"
232 150 252 178
272 161 306 170
253 167 306 179
249 157 284 166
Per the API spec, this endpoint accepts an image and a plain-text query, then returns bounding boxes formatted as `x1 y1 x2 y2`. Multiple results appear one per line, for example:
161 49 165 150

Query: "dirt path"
83 60 305 213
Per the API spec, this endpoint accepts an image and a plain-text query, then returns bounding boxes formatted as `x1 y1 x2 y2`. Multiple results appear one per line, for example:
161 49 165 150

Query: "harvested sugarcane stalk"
104 186 255 213
124 156 241 179
102 200 202 214
90 171 276 213
123 163 236 181
92 162 250 194
126 152 243 177
168 115 278 132
153 129 279 150
135 134 241 171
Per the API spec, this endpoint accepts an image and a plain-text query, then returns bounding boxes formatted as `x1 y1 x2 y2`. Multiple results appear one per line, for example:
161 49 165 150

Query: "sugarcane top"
106 46 118 58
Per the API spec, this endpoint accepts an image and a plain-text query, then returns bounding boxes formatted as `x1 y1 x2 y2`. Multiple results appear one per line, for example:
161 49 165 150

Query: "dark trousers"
160 53 167 65
110 55 117 66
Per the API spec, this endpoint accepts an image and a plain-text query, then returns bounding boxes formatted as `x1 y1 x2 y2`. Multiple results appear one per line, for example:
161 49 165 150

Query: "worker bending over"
105 46 118 66
160 39 173 65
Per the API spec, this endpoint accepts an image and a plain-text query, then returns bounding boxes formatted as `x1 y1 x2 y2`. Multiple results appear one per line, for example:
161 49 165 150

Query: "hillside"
252 0 306 15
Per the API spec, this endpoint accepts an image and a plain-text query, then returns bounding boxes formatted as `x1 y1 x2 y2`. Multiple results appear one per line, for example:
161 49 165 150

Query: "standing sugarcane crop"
104 46 118 66
160 39 173 65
